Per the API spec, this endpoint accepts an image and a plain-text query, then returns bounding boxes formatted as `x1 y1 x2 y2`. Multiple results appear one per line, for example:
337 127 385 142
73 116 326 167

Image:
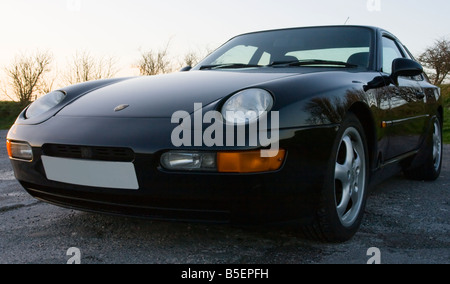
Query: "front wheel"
304 113 369 242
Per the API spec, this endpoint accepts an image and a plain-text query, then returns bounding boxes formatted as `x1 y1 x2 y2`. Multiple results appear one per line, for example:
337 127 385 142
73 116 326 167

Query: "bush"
437 85 449 144
441 84 450 104
0 101 27 130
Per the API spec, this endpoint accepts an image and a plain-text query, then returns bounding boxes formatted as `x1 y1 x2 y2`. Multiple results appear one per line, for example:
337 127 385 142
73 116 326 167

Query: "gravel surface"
0 130 449 264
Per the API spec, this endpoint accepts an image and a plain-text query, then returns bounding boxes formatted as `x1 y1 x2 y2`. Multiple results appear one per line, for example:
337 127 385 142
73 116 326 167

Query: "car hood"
57 70 301 118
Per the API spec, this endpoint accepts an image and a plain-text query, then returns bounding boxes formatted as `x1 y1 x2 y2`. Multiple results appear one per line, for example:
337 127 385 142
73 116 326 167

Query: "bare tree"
64 50 117 85
137 43 173 76
418 38 450 85
183 51 201 68
39 73 57 95
0 80 13 101
180 48 214 69
4 51 53 104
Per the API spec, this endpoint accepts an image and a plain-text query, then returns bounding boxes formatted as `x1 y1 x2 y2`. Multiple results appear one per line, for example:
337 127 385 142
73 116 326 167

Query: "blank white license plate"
42 156 139 190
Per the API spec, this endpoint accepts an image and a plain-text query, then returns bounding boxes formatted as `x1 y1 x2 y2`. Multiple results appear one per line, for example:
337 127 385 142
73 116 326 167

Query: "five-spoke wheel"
307 113 369 242
334 127 366 228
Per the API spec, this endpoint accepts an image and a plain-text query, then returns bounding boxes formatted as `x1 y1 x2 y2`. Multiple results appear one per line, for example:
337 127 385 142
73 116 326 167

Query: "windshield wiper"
199 60 358 70
199 63 263 70
269 60 358 68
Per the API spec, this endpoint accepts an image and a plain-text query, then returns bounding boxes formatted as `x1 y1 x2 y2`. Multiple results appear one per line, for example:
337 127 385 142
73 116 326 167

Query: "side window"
401 45 424 81
382 37 404 74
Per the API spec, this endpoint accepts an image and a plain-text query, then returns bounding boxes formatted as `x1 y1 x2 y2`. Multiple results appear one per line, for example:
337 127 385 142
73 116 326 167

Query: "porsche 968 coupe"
7 26 443 242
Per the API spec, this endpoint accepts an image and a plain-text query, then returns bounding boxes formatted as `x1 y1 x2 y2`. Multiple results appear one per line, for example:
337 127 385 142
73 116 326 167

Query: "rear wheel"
404 116 443 181
303 113 369 242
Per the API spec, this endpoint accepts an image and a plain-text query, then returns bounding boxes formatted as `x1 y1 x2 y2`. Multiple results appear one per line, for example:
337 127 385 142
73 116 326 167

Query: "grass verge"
442 85 450 144
0 101 26 130
444 107 450 144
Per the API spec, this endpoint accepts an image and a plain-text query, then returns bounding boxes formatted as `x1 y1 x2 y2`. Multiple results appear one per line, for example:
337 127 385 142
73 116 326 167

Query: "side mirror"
364 75 390 92
180 66 192 72
390 58 423 85
364 59 424 92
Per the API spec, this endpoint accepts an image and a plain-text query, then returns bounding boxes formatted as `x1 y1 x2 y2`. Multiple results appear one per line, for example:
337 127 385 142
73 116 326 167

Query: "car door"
381 36 427 160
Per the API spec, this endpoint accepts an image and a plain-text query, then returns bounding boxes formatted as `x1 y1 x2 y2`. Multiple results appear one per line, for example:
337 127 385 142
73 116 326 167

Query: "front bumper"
8 116 338 224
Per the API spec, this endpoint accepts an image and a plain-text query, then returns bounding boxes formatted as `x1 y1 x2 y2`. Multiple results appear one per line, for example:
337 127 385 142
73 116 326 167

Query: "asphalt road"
0 129 449 264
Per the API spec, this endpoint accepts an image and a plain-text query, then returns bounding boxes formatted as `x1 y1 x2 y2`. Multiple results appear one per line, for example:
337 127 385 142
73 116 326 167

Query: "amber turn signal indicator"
6 140 12 158
217 149 286 173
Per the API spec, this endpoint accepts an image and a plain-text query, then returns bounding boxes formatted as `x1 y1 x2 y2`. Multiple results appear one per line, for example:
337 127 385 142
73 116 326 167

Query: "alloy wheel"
334 127 366 228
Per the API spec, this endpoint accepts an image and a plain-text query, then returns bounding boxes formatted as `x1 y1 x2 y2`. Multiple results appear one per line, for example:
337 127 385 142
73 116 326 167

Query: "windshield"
194 26 373 70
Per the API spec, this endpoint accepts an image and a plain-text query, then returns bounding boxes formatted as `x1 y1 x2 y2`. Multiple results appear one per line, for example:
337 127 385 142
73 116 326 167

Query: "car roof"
235 25 388 37
232 25 401 46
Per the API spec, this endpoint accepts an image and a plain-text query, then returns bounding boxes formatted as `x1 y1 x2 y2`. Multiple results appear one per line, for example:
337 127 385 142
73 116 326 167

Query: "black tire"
303 113 370 243
404 115 443 181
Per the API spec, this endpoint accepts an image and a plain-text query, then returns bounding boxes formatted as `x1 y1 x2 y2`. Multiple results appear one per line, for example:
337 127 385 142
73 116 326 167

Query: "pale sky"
1 0 450 99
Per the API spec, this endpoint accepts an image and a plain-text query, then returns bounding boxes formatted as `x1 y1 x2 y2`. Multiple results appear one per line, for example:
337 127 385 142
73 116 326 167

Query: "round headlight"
26 91 66 119
221 88 273 124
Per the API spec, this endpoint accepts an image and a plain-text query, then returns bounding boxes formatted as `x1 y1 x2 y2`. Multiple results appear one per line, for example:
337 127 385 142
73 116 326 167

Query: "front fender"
256 71 382 129
13 77 134 126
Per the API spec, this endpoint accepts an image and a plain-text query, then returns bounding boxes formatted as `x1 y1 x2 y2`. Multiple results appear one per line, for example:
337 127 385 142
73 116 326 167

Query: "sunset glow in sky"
1 0 449 99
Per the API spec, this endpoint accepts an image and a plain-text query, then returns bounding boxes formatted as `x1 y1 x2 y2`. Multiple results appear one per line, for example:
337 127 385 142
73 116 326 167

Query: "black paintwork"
7 26 442 224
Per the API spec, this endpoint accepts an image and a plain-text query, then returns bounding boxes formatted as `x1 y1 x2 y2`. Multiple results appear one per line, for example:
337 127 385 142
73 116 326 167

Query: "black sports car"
7 26 443 242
